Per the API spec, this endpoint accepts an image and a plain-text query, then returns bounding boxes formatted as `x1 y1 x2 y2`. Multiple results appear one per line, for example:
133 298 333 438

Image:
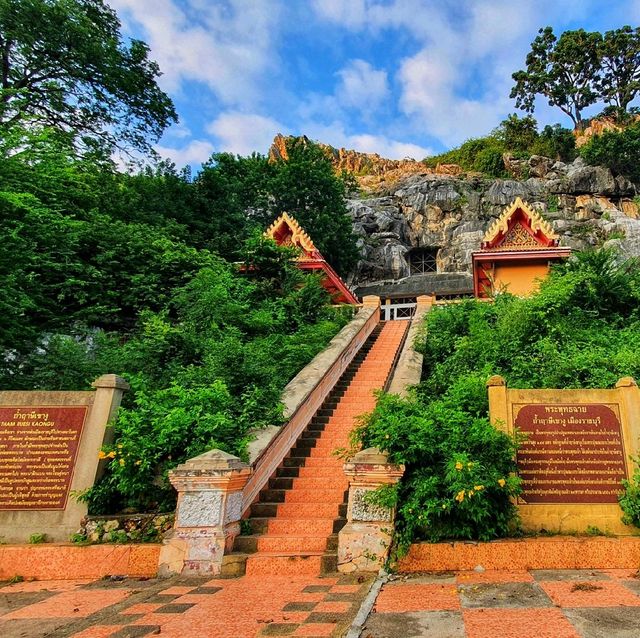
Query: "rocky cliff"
346 155 640 294
269 133 462 190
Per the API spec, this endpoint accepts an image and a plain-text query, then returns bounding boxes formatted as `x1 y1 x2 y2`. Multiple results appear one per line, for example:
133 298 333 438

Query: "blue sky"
109 0 640 167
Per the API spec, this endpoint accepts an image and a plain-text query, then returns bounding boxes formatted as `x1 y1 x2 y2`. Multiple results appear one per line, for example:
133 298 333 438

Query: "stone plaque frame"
488 376 640 535
0 375 129 542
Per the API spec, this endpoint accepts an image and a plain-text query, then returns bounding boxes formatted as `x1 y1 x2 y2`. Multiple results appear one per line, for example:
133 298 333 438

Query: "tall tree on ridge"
596 26 640 120
511 27 601 130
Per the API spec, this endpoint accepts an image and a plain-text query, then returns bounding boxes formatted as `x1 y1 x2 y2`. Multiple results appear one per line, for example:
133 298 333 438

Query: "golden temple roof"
483 197 559 247
265 212 317 254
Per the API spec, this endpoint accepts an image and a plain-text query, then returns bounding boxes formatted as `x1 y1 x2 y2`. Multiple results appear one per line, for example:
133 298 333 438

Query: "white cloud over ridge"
301 120 432 160
207 112 289 155
336 59 390 111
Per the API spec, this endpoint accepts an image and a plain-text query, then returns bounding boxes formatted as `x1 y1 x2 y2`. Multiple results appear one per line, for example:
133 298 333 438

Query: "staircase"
232 320 408 576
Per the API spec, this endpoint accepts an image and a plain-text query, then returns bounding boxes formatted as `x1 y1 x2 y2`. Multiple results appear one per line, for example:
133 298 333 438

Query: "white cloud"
336 59 389 111
207 112 288 155
312 0 593 145
109 0 281 106
398 47 510 145
155 139 215 166
311 0 368 28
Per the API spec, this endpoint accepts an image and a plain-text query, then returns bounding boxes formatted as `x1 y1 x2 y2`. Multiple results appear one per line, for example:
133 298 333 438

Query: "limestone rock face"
347 158 640 290
268 133 640 291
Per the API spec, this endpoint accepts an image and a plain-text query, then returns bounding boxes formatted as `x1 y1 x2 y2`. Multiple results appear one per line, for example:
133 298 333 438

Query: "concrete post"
338 448 404 573
487 375 509 433
158 450 251 577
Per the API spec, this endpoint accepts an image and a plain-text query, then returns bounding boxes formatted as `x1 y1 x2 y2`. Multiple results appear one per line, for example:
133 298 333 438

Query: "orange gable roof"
265 213 359 305
481 197 560 250
472 198 570 298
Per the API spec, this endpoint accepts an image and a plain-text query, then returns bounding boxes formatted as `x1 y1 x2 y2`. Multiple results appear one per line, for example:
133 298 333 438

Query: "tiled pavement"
363 569 640 638
3 569 640 637
0 572 373 638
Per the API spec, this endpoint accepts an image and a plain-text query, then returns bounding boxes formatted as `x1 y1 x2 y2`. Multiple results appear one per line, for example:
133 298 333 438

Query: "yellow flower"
117 444 123 449
468 490 474 498
474 485 484 491
455 461 463 471
119 459 125 467
385 434 390 439
135 460 141 466
107 451 116 459
441 503 446 509
98 450 106 459
455 490 465 502
467 462 474 469
498 478 506 487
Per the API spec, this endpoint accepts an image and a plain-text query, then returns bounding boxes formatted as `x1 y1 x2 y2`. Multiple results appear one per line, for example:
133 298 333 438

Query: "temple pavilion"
472 197 571 298
265 212 358 305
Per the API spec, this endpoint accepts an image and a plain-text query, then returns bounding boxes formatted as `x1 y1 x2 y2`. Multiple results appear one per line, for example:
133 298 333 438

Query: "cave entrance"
408 247 438 274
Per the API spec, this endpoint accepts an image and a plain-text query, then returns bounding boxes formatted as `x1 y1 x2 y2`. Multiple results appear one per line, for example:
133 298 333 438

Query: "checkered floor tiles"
364 569 640 638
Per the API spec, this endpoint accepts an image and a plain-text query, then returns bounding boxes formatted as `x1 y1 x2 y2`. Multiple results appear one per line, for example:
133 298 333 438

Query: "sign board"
0 406 89 510
0 375 128 542
488 376 640 534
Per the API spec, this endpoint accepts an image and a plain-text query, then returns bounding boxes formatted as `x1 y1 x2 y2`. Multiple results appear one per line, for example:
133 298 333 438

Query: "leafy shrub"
355 249 640 547
355 385 521 550
472 147 506 177
424 136 506 177
619 459 640 527
531 124 577 161
580 122 640 183
495 114 539 153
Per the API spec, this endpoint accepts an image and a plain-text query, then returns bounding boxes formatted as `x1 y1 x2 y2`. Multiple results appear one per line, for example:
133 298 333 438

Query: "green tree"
580 121 640 183
192 153 275 258
0 0 177 155
595 26 640 120
269 138 360 276
511 27 601 130
530 124 577 161
495 114 539 153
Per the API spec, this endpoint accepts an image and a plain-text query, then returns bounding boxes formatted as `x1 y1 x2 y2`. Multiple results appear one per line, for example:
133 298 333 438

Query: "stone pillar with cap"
158 449 251 577
338 447 405 573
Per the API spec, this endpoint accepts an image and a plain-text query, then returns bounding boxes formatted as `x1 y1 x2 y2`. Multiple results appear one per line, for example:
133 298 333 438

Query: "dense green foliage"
0 127 357 513
355 250 640 547
512 26 640 127
0 0 177 155
356 386 521 549
423 115 576 176
580 121 640 183
81 251 352 513
0 2 361 517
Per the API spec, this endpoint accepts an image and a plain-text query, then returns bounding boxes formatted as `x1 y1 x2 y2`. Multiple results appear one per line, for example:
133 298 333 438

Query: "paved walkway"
0 572 373 638
4 569 640 637
363 569 640 638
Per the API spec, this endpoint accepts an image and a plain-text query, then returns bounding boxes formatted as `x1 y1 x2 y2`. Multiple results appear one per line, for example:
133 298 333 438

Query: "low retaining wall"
242 298 380 513
81 513 174 543
387 295 432 396
0 543 161 581
399 537 640 572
